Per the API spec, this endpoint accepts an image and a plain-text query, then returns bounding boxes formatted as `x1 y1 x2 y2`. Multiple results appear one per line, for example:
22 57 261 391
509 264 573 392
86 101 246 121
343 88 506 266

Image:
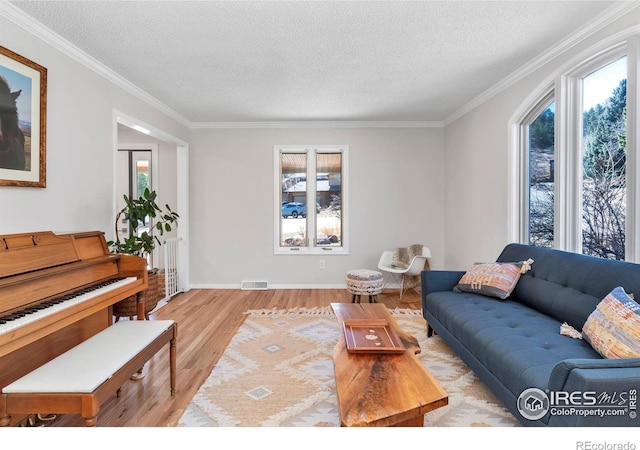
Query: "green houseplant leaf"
107 188 179 258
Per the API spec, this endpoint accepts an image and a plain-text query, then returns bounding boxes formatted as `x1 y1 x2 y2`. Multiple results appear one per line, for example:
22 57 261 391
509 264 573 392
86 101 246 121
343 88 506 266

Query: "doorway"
114 110 190 297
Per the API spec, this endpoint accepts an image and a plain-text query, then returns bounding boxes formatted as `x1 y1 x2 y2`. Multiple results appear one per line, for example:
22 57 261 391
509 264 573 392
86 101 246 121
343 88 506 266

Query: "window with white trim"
515 41 634 261
525 95 555 248
581 57 627 259
274 146 349 254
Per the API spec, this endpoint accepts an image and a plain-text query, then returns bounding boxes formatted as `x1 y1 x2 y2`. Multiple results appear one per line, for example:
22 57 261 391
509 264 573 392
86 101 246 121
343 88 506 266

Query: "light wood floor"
45 288 421 427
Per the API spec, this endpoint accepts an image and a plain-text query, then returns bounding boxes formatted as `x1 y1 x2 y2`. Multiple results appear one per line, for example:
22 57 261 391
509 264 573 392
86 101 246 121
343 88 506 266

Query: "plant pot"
113 270 160 320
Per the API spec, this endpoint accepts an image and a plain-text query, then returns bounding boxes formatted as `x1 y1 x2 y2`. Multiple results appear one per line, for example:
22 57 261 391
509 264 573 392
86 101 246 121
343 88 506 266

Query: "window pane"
528 102 555 248
280 153 307 247
581 57 626 260
134 158 151 236
316 153 342 247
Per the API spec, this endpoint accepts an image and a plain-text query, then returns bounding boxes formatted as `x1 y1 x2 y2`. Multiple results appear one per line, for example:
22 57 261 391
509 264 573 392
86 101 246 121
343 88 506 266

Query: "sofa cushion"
453 260 531 300
425 290 601 398
496 244 640 330
582 286 640 359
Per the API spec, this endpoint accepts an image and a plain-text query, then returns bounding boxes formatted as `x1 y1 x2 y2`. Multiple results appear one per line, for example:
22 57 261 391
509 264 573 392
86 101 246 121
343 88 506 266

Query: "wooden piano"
0 230 147 426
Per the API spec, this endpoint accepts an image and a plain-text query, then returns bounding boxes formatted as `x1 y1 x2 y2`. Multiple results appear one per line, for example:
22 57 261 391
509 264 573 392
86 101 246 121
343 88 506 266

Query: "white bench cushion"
3 320 174 394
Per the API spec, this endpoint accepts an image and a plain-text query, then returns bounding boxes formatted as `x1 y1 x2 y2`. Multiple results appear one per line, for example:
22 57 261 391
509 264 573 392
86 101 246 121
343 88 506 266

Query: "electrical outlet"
319 260 325 269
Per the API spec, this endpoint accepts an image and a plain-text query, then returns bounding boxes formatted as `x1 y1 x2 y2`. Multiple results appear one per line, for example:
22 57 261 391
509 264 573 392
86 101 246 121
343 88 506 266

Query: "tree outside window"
525 56 627 261
581 61 626 260
529 103 555 248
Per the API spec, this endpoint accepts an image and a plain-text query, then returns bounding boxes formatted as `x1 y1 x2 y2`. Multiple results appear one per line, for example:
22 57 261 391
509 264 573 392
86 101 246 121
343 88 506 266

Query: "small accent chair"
377 245 431 298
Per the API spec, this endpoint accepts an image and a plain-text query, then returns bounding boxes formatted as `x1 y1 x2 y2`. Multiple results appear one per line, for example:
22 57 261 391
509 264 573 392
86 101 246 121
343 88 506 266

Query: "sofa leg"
427 324 434 338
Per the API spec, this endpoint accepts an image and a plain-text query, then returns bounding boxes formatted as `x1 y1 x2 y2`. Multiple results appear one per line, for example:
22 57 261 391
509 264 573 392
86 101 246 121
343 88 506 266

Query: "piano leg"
84 416 98 427
0 395 8 426
137 296 145 321
170 334 177 396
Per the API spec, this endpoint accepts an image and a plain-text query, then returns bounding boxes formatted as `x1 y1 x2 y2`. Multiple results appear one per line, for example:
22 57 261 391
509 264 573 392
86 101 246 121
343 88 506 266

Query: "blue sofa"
421 243 640 426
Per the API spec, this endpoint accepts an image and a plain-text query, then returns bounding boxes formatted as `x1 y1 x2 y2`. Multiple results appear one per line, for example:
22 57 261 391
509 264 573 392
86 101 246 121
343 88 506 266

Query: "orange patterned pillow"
454 259 533 300
582 287 640 359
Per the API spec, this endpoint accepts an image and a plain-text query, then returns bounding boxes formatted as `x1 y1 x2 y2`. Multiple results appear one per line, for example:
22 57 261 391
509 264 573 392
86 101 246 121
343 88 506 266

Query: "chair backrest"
378 246 431 273
377 250 394 268
405 255 429 276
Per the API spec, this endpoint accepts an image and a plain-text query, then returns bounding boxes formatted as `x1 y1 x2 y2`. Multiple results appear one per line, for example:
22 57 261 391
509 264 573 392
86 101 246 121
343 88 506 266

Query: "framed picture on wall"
0 45 47 187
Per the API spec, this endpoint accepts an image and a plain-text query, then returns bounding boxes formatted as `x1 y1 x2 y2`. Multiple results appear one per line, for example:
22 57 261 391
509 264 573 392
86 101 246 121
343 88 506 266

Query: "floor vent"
241 280 269 290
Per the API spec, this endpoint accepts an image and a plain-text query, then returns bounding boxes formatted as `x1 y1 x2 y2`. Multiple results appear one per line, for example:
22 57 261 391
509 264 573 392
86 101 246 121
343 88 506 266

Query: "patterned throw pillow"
582 286 640 359
454 259 533 300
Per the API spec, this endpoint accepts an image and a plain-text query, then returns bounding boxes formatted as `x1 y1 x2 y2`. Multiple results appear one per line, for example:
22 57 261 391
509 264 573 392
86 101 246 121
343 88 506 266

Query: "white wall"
7 4 636 286
189 127 445 288
443 7 640 270
0 14 189 240
0 9 445 289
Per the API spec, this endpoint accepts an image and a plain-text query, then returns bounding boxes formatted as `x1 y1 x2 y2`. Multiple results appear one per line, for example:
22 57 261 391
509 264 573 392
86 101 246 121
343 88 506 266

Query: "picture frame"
0 45 47 187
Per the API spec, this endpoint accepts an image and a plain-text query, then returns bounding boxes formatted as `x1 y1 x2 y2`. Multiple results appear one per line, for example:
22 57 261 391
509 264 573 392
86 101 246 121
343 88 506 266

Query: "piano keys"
0 276 138 336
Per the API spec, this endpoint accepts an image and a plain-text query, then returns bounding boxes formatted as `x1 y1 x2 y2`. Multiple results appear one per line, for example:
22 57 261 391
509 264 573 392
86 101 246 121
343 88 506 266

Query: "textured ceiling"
8 1 624 124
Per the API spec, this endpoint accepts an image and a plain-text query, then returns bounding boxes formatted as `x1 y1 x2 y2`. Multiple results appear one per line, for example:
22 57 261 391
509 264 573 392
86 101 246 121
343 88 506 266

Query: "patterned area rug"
178 307 520 427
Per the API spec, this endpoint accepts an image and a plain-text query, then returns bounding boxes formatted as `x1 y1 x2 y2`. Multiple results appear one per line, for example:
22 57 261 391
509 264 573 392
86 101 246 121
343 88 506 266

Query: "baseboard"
187 283 408 290
189 283 348 290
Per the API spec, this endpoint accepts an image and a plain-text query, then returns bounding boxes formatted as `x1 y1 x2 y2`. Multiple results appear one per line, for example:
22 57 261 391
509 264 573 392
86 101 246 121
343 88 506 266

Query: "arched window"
513 37 638 261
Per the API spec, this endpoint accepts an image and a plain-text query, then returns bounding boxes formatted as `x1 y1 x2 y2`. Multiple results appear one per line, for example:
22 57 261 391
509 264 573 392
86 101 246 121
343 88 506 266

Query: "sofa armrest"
421 271 466 337
546 358 640 426
548 358 640 391
549 358 640 391
420 270 465 296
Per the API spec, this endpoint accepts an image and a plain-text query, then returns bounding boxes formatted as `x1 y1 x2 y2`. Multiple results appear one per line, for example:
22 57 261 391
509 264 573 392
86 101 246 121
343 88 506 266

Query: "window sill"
275 247 349 256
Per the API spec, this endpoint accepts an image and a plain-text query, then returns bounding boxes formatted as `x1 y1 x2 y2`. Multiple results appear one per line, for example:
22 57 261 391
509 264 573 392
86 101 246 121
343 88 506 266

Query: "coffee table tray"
343 319 406 354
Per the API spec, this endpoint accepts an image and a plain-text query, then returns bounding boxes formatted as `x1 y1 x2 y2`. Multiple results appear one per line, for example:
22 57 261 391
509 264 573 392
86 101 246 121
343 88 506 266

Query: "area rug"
177 307 520 427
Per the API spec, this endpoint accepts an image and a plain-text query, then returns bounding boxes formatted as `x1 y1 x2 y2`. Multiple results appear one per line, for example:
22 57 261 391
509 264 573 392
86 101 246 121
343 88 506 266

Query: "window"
526 97 555 248
274 146 349 254
515 42 633 261
117 147 155 267
581 58 627 260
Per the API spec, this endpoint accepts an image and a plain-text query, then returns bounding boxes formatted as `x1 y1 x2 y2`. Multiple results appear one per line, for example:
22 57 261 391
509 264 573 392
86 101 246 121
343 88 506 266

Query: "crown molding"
443 1 640 126
2 1 637 131
0 2 442 131
190 120 443 129
0 1 193 129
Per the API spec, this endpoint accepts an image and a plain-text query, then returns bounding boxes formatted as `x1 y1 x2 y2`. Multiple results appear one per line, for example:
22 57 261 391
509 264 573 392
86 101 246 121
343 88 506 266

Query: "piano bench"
0 320 176 427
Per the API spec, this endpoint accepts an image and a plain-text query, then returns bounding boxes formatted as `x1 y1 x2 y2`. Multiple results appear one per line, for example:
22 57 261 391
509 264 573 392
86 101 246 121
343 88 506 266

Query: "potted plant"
108 188 179 320
109 188 179 257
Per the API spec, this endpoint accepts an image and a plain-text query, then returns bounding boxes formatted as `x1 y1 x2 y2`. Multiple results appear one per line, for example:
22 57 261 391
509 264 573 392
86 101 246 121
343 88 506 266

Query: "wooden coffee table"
330 302 448 427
